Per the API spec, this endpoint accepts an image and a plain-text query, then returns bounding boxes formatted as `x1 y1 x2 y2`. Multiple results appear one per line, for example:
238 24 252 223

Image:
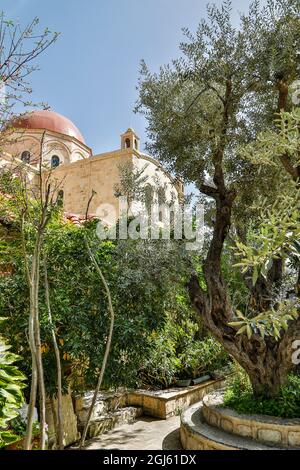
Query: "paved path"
84 416 182 450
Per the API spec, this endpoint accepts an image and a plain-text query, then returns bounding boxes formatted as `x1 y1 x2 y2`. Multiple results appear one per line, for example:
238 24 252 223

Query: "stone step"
80 406 143 439
75 391 127 424
181 402 288 450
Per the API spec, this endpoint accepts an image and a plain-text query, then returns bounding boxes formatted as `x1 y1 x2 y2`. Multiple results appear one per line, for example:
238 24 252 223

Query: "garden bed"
126 376 227 419
203 390 300 447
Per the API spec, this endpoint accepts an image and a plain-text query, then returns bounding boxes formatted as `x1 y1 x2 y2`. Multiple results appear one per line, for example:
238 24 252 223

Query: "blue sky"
2 0 258 155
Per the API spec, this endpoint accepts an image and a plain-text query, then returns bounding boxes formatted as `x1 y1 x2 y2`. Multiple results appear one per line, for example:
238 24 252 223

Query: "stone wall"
46 392 80 449
126 378 227 419
49 149 181 222
203 393 300 447
180 390 300 450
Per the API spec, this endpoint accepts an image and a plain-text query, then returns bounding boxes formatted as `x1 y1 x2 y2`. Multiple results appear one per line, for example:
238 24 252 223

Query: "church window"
125 138 131 149
57 190 64 206
21 151 31 164
144 184 153 213
134 139 138 150
51 155 60 168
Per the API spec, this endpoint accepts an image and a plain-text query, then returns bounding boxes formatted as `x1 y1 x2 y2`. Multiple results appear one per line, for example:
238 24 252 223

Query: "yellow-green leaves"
239 108 300 168
229 302 299 341
233 185 300 286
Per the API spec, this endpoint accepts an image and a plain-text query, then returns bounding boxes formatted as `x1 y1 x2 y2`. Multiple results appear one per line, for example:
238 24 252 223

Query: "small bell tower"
121 128 140 152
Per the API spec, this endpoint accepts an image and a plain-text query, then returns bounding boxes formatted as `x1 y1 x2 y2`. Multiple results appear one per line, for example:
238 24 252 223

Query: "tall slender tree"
0 12 58 447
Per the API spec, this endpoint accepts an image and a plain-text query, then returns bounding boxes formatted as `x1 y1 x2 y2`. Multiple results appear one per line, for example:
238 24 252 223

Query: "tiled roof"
64 212 98 226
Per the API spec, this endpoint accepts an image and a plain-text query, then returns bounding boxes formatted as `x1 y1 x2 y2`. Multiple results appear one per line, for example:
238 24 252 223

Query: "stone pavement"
84 415 182 450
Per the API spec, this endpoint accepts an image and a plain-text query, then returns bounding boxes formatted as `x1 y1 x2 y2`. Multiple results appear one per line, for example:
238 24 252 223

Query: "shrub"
0 319 26 448
178 336 229 379
140 317 229 388
139 329 181 388
0 223 195 392
224 367 300 418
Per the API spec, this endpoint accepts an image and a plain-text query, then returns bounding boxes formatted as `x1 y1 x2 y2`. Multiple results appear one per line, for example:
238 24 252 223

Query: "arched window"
144 184 154 213
51 155 60 168
134 138 138 150
57 190 64 207
157 188 166 222
125 138 131 149
21 151 31 164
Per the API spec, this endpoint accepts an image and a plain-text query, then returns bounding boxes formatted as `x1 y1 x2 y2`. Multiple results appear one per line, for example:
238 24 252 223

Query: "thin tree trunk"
32 233 47 450
17 133 60 449
23 229 47 449
79 236 115 448
22 214 38 451
24 317 38 450
43 256 64 450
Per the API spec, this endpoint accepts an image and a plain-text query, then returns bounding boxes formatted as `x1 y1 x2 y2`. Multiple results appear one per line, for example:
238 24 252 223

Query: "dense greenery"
0 319 26 448
0 217 228 393
141 318 228 388
224 366 300 419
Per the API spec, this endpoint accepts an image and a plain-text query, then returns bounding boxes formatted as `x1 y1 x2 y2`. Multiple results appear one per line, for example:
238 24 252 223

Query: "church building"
0 110 183 224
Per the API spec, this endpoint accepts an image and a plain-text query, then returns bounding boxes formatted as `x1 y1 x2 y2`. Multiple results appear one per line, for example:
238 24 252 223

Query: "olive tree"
136 0 300 398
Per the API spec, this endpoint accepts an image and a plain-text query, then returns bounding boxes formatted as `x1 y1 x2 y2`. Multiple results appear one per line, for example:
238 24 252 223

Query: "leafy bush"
0 319 26 448
10 416 40 439
0 219 230 393
0 223 196 392
224 367 300 418
178 336 228 379
140 315 229 388
139 329 181 388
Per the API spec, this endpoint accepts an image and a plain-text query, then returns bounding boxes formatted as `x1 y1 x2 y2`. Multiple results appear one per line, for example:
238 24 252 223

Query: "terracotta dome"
8 110 85 144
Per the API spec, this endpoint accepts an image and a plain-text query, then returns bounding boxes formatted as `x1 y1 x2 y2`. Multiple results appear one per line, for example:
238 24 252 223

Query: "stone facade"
0 112 183 221
47 148 181 223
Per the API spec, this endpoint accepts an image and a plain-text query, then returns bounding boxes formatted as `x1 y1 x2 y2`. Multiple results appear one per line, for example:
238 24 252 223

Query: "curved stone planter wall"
202 392 300 448
181 402 240 450
180 390 300 450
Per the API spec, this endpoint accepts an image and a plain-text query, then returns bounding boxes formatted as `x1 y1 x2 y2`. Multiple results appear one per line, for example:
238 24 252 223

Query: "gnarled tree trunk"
188 76 300 400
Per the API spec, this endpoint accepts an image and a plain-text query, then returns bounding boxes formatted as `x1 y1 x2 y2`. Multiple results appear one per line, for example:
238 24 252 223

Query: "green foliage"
229 107 300 343
229 302 299 340
233 183 300 285
140 327 181 389
178 335 228 380
10 416 39 439
136 0 300 360
0 221 200 392
140 315 229 388
0 319 26 448
224 370 300 419
240 108 300 169
136 0 299 189
0 217 230 392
